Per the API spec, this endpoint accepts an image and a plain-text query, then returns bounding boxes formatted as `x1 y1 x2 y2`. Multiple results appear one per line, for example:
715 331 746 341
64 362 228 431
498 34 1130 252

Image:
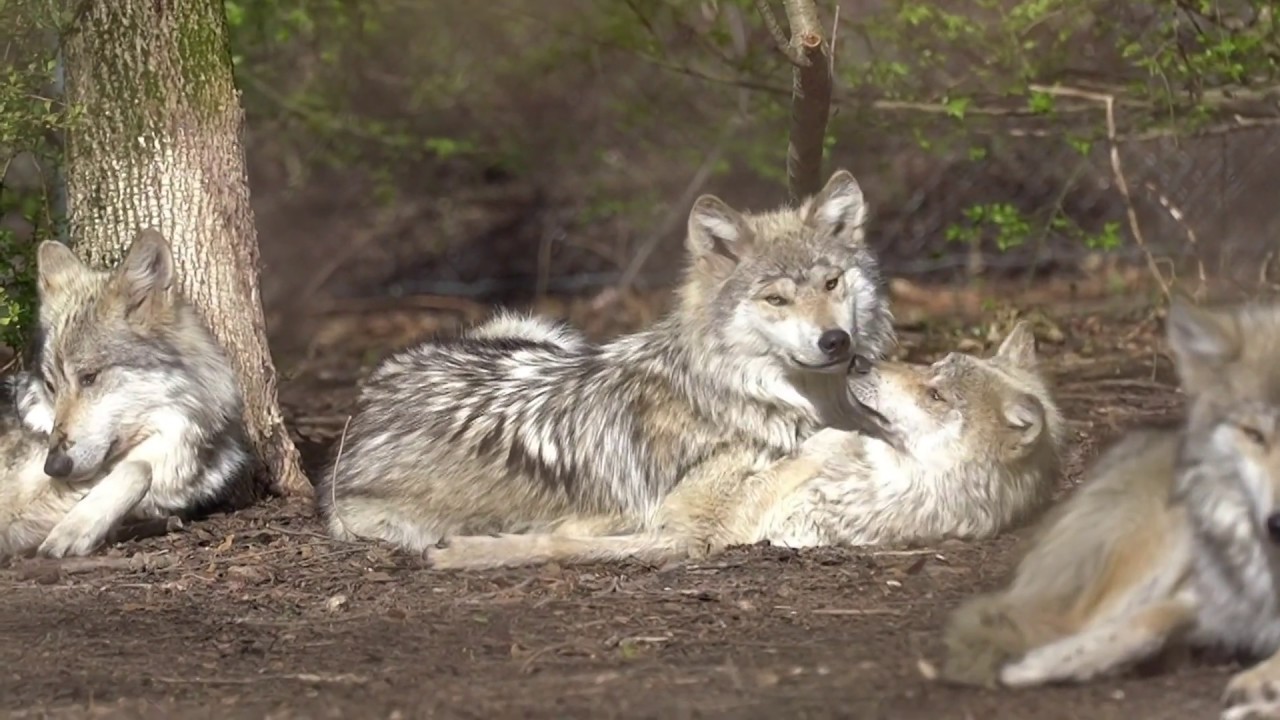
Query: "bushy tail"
426 531 701 570
941 592 1064 687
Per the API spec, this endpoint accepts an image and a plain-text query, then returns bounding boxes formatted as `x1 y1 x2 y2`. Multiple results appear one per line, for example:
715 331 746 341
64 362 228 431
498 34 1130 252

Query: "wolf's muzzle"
44 450 74 478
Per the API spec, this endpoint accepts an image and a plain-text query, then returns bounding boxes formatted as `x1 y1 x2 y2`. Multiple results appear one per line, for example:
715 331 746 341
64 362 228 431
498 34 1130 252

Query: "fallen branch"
1030 83 1171 300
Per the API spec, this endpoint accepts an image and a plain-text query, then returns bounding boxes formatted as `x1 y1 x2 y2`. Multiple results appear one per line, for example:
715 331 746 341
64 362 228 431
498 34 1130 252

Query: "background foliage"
2 0 1278 351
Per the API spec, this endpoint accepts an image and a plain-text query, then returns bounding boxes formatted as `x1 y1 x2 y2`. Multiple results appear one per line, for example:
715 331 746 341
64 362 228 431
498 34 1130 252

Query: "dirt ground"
0 299 1242 720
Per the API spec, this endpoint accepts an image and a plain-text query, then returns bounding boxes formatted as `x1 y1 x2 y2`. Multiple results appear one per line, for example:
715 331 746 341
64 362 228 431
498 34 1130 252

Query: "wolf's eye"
825 277 840 291
1241 425 1268 446
78 371 99 387
764 295 788 307
42 377 54 395
928 388 945 403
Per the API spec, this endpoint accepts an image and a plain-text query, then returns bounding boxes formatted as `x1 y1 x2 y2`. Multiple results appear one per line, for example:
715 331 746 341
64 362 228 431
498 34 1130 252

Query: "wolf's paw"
37 524 102 559
802 427 852 457
1224 664 1280 720
425 534 513 570
423 536 469 569
997 657 1047 688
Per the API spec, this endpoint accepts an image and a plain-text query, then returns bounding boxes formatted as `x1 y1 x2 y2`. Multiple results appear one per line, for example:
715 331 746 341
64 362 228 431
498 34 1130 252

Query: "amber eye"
78 371 99 387
764 295 788 307
1242 425 1267 446
825 277 840 291
928 388 944 403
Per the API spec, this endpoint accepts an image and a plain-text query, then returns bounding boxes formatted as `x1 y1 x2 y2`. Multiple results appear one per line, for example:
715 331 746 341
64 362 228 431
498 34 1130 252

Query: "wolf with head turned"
424 321 1066 570
320 170 896 553
0 229 252 558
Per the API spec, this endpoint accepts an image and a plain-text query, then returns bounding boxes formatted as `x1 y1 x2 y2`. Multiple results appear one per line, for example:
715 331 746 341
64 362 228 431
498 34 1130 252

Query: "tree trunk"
59 0 311 500
755 0 834 203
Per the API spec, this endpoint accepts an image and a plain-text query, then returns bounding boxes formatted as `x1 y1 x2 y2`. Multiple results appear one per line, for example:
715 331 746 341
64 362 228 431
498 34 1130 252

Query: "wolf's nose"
1267 513 1280 543
43 451 73 479
818 329 852 357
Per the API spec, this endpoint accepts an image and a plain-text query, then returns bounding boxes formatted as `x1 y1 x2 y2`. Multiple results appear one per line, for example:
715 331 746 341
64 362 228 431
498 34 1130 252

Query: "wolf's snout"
44 449 74 478
818 329 852 358
1266 513 1280 543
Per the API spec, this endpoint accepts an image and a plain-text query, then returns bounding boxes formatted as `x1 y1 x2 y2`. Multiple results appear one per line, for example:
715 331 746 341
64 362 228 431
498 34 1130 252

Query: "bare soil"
0 301 1241 720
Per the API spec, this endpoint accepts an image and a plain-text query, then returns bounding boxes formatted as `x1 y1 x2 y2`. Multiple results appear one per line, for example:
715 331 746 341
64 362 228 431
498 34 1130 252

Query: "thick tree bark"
59 0 311 500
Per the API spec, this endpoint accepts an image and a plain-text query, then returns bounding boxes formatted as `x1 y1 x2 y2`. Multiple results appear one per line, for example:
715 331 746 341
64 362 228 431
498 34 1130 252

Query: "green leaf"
943 96 971 120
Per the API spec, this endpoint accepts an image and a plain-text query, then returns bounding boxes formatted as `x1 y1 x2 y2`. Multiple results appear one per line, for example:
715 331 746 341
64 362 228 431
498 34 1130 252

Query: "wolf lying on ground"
319 170 897 553
0 230 252 559
940 297 1280 720
424 321 1063 569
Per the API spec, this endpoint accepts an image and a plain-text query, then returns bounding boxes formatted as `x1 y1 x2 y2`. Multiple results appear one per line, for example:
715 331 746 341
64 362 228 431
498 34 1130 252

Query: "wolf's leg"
721 444 830 537
1223 649 1280 720
38 460 153 558
999 599 1193 687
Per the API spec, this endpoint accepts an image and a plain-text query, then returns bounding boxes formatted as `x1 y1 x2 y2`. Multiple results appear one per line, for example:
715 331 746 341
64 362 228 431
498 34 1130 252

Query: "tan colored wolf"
425 321 1063 569
0 230 251 558
940 298 1280 720
320 170 898 553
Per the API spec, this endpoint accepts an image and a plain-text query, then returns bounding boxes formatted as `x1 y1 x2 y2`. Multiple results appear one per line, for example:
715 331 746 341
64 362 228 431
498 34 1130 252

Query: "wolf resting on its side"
425 321 1063 569
940 298 1280 720
0 230 252 559
320 170 896 552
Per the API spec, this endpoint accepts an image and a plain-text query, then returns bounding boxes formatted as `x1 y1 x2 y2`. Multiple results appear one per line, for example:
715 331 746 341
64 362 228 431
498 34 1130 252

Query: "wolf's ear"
807 170 868 249
687 194 752 273
117 228 175 315
1003 392 1046 450
36 241 88 297
994 321 1037 369
1166 295 1240 391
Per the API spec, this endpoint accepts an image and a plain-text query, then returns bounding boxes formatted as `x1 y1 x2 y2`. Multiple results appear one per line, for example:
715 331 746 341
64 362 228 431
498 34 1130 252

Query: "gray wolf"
424 321 1063 569
938 297 1280 720
0 229 252 558
320 169 896 553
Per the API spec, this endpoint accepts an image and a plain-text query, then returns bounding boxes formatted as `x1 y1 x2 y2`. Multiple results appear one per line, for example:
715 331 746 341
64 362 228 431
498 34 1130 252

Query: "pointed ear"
994 321 1037 369
1166 295 1239 389
116 228 175 315
807 169 868 249
36 241 88 298
1004 392 1046 450
687 194 752 274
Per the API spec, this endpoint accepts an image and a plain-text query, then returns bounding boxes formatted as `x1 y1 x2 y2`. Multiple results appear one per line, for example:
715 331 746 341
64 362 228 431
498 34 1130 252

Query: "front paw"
802 427 851 458
37 521 103 559
1223 663 1280 720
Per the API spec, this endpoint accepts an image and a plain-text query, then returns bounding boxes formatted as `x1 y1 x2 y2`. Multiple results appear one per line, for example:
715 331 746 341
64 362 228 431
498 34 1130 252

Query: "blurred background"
4 0 1280 363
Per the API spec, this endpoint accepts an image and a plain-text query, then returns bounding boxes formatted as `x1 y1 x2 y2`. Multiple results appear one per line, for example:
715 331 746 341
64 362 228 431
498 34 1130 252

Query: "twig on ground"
809 607 900 616
106 516 184 545
327 416 354 540
153 673 369 686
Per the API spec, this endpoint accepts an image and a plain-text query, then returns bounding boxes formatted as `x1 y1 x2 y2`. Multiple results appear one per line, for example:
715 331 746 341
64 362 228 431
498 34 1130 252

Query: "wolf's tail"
426 531 699 570
940 592 1064 687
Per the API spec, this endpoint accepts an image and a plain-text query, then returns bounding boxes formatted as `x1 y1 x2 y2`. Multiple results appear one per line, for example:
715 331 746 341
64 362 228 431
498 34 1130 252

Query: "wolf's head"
1166 296 1280 545
679 169 892 374
853 322 1061 465
33 229 235 480
1180 399 1280 544
1165 296 1280 421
